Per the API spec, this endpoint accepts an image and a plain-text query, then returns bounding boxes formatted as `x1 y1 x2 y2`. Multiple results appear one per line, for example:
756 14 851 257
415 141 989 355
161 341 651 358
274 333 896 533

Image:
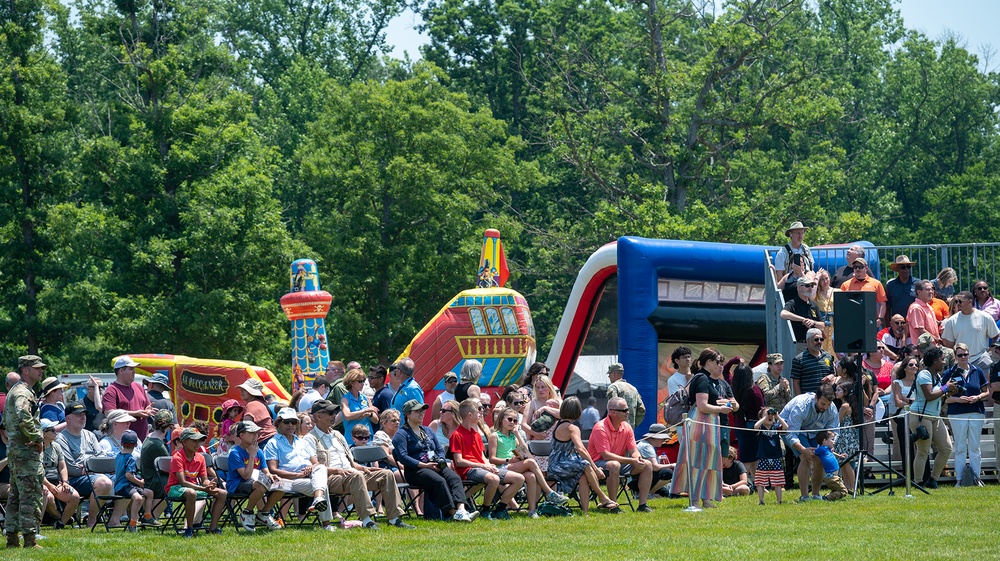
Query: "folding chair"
214 456 252 532
157 456 214 535
85 456 126 532
349 446 410 519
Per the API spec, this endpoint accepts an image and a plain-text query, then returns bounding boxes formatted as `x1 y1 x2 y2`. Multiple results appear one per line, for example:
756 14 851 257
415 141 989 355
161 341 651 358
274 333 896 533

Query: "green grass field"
8 486 996 560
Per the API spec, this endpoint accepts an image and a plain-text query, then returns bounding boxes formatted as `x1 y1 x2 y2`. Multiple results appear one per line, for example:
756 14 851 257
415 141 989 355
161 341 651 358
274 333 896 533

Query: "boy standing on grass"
166 428 227 537
227 421 283 532
814 430 849 501
114 430 160 531
450 398 524 520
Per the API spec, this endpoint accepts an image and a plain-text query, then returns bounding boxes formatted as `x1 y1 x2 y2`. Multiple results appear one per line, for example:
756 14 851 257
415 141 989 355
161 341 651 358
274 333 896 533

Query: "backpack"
538 501 573 517
663 373 704 427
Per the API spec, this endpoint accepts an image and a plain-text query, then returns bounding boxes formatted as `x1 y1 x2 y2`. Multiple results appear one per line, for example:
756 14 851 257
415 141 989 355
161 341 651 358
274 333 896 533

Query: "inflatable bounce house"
545 237 871 435
398 229 537 408
113 354 291 435
280 259 333 392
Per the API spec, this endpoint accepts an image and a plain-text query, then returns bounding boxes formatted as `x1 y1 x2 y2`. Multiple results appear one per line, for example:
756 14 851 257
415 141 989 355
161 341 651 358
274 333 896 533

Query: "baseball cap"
178 427 207 442
236 421 261 435
607 363 624 374
851 257 868 268
65 403 87 416
121 430 139 447
311 399 340 415
41 418 58 432
767 353 784 365
113 356 140 369
443 372 458 382
275 407 298 421
401 399 428 416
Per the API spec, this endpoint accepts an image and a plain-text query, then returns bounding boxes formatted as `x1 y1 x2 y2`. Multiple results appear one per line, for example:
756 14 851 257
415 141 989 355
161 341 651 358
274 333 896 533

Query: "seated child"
721 446 751 497
753 408 788 505
450 398 525 520
114 430 160 530
166 427 228 537
814 430 849 501
227 421 284 532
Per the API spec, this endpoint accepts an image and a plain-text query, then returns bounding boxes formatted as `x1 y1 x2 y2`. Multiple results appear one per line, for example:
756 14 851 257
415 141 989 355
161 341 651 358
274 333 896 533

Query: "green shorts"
167 486 208 500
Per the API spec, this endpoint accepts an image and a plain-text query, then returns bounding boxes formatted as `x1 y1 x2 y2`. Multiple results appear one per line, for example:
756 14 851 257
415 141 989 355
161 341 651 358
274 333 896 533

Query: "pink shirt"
587 417 637 460
906 299 939 343
102 381 152 440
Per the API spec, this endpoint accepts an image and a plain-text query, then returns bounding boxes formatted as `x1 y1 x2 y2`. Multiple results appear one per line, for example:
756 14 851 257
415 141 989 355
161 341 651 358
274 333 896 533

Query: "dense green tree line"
1 0 997 383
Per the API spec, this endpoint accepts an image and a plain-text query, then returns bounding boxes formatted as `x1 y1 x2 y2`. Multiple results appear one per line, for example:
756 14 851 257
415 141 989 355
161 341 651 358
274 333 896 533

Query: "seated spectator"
350 424 372 450
226 421 283 532
450 398 524 520
487 404 568 517
721 446 751 497
587 397 654 513
39 377 69 432
56 402 114 529
341 368 379 446
263 407 333 531
165 428 227 537
218 399 244 452
635 424 674 498
429 399 460 449
114 430 158 531
304 399 414 529
548 397 618 514
99 409 142 459
392 400 477 522
139 409 173 517
878 315 910 360
40 419 80 529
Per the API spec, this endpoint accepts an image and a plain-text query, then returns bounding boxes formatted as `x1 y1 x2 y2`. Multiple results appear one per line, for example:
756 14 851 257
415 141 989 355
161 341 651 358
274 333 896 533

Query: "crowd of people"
3 222 998 546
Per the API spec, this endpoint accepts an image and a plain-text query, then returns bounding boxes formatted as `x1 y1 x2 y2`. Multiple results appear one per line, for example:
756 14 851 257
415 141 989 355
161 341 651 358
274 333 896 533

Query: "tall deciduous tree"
298 65 540 364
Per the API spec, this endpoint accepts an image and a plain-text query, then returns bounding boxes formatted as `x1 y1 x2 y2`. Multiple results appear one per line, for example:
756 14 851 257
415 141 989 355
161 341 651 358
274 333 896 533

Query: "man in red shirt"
587 397 653 512
165 428 227 537
450 398 524 520
102 356 155 440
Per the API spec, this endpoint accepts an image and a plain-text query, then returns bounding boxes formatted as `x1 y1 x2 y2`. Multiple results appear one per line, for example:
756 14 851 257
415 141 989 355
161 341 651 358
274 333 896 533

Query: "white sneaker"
240 512 256 532
323 523 337 532
528 511 540 519
546 491 569 506
265 515 281 530
453 511 470 523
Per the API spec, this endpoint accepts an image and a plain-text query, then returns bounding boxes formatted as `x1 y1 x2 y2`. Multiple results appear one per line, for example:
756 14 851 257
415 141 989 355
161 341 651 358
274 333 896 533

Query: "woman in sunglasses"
429 399 461 453
972 280 1000 321
941 343 990 486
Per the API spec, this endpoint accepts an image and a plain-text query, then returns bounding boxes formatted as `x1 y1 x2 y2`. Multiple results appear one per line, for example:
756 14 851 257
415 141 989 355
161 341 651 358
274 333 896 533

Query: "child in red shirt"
166 428 227 537
450 398 524 520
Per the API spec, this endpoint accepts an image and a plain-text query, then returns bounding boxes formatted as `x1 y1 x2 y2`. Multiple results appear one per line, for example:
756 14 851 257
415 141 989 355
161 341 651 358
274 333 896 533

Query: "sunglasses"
906 362 918 367
956 353 969 358
812 337 824 342
897 265 912 270
355 435 370 441
976 286 990 291
893 321 906 325
441 408 455 414
800 283 817 288
610 408 629 413
504 417 518 422
479 404 490 410
852 265 866 270
282 419 299 425
512 401 525 406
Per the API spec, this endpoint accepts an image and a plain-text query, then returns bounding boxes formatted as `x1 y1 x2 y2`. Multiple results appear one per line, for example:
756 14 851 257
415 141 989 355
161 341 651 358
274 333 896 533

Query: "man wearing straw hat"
774 221 814 281
886 255 920 325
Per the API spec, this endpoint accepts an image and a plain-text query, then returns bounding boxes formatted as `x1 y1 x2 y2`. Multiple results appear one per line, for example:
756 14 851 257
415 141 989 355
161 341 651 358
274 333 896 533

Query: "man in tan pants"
304 400 414 529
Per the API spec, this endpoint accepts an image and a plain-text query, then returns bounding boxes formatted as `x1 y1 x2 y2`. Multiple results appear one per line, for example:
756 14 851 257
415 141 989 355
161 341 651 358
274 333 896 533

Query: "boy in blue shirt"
814 430 849 501
227 421 284 531
114 430 159 530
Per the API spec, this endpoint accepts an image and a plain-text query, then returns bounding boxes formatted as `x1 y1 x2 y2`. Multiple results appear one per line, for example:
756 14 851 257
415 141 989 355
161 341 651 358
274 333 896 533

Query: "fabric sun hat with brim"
401 399 428 416
889 255 916 271
144 372 171 389
221 398 244 415
178 427 207 442
237 378 265 397
785 221 809 237
642 423 670 441
113 356 140 369
105 409 137 425
39 376 68 398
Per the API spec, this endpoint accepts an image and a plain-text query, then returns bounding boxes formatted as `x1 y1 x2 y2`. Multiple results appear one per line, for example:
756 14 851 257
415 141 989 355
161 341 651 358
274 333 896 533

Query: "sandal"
596 501 619 511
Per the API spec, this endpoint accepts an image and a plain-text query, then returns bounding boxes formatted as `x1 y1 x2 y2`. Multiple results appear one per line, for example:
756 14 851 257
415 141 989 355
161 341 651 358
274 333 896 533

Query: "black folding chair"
213 455 254 531
85 456 127 532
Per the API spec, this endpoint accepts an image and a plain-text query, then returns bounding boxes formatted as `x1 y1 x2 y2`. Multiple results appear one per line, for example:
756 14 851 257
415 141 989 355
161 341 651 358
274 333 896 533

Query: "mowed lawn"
9 486 995 560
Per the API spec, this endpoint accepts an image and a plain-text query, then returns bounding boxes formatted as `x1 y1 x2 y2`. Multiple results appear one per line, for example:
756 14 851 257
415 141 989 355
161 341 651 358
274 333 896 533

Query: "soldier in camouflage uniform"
3 355 47 549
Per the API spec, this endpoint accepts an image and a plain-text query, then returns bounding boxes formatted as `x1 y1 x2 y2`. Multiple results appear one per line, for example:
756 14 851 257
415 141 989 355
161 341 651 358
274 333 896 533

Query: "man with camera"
908 347 955 489
389 358 423 413
779 384 839 501
304 399 414 529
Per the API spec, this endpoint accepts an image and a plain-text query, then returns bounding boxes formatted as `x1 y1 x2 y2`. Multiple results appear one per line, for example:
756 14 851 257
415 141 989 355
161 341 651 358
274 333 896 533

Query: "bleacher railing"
763 249 798 379
813 243 1000 291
